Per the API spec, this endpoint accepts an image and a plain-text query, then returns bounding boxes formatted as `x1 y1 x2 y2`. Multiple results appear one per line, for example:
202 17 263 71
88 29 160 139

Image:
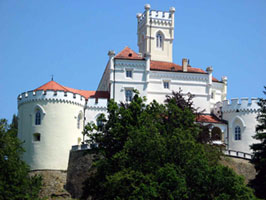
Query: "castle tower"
222 98 259 154
17 80 109 170
137 4 175 62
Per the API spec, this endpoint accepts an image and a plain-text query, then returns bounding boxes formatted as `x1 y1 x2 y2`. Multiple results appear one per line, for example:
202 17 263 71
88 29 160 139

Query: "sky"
0 0 265 122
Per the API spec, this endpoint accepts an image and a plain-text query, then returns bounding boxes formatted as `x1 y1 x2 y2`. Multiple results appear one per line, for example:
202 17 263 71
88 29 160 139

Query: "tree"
82 91 256 200
0 118 42 200
250 86 266 199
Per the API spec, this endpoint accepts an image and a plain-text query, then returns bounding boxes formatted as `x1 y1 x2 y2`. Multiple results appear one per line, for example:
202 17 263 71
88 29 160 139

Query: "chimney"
182 58 188 72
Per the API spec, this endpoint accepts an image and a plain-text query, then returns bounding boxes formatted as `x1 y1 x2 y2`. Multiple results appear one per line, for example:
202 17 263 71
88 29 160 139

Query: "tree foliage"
0 117 42 200
250 86 266 199
82 91 256 200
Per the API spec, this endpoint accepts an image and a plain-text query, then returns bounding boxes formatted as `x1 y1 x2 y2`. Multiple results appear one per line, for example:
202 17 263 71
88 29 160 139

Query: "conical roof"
34 80 109 99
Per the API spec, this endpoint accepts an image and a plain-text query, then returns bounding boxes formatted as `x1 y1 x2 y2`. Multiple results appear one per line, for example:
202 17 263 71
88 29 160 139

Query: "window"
156 33 163 48
126 70 132 78
97 119 104 131
35 110 41 125
234 126 241 140
211 91 215 99
125 89 133 102
33 133 41 142
163 81 169 89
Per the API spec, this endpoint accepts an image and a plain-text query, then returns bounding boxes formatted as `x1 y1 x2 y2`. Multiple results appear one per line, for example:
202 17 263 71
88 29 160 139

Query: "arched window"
234 126 241 140
156 33 163 48
211 127 222 141
35 110 41 125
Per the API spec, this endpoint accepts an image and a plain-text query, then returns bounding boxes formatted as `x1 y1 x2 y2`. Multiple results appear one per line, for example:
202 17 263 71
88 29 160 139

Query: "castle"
17 4 259 171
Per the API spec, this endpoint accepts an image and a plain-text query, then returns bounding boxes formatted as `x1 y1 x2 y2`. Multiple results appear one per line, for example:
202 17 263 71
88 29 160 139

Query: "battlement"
18 90 86 107
137 5 174 27
87 98 108 109
222 97 259 113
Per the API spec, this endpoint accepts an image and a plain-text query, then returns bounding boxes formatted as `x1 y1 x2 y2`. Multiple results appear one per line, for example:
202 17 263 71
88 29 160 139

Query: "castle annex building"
17 5 259 171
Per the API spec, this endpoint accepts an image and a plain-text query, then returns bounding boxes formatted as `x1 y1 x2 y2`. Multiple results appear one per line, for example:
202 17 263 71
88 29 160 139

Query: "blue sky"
0 0 265 122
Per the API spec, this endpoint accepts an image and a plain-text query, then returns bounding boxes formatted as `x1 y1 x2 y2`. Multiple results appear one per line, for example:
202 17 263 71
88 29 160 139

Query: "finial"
169 7 175 13
51 75 54 81
145 4 150 10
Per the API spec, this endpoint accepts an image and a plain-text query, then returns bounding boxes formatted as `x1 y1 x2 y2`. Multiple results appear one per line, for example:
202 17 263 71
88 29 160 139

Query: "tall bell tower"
137 4 175 62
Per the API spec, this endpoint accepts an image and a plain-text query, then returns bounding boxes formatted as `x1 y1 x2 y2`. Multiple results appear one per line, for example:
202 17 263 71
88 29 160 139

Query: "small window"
234 126 241 140
35 110 41 125
211 91 214 99
97 119 104 131
77 113 83 129
126 70 132 78
163 81 169 89
156 33 163 48
125 89 133 102
33 133 41 142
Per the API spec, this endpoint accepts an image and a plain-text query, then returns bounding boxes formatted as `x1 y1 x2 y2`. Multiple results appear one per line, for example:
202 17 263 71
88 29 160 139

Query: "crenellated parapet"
86 98 108 111
18 90 86 108
137 5 174 28
222 98 259 113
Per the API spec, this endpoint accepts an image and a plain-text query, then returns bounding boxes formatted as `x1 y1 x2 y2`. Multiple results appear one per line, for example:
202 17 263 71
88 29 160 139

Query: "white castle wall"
112 59 148 101
85 98 108 123
18 90 86 170
148 70 212 113
222 98 259 154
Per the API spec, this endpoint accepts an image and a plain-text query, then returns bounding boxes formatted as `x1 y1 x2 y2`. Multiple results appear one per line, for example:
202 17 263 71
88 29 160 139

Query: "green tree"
0 118 42 200
250 86 266 199
82 91 256 200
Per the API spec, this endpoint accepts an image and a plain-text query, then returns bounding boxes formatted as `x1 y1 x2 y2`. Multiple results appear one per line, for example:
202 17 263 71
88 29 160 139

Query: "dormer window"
156 33 163 49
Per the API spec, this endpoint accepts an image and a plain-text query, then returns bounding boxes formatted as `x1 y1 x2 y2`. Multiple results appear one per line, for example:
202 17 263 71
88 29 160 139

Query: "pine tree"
250 86 266 199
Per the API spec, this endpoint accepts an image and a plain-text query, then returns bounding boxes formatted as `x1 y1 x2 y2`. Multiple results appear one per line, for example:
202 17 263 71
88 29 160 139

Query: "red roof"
150 60 207 74
34 81 109 99
115 47 221 82
196 114 225 124
115 47 144 60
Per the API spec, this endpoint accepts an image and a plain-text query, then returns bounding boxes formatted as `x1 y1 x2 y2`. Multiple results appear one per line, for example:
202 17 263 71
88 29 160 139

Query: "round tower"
17 81 86 170
222 98 259 154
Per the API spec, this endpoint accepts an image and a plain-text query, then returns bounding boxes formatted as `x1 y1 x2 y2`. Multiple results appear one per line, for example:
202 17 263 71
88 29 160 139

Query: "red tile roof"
150 60 207 74
212 77 220 82
115 47 221 82
115 47 144 60
34 81 109 99
114 46 222 82
196 114 226 124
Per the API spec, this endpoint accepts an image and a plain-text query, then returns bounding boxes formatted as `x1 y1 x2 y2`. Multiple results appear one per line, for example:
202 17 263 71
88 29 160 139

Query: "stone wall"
34 150 255 199
29 170 73 200
66 149 95 199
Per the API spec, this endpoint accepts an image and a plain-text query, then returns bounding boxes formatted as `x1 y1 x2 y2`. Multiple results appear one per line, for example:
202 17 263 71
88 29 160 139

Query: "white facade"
17 90 107 170
222 98 259 153
17 4 259 171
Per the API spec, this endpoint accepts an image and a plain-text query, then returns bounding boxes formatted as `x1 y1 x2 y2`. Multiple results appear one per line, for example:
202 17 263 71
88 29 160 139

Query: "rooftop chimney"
182 58 188 72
